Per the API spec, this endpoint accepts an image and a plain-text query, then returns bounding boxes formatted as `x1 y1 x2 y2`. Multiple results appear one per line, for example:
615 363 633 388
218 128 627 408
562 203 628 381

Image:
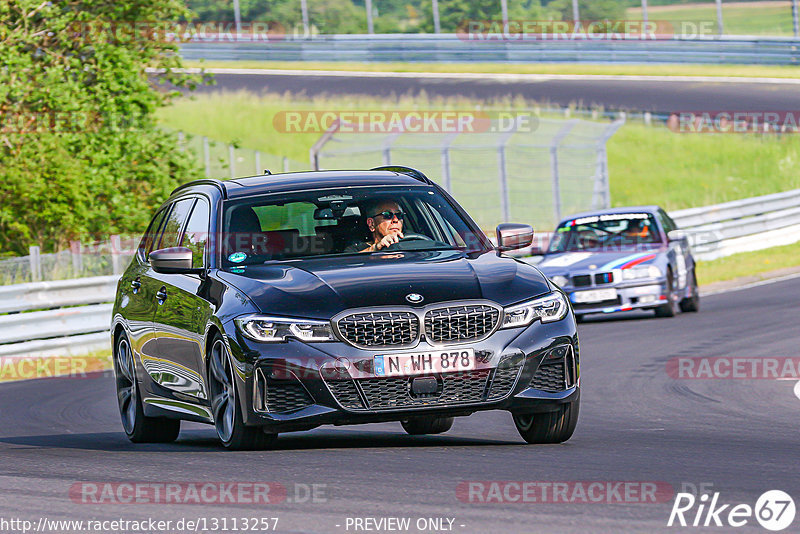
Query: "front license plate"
374 348 475 377
572 288 618 304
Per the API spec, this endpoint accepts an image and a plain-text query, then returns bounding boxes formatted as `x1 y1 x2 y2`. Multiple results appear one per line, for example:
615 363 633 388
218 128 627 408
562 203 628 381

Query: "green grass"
607 123 800 210
698 240 800 286
186 60 800 80
627 1 796 36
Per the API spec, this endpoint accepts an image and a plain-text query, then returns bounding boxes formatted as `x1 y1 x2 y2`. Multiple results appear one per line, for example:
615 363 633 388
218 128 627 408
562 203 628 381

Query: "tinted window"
181 198 210 268
158 199 196 249
140 208 169 260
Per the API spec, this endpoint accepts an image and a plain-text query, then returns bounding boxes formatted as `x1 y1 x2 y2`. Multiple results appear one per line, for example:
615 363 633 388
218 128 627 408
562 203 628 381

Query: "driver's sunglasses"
370 210 404 221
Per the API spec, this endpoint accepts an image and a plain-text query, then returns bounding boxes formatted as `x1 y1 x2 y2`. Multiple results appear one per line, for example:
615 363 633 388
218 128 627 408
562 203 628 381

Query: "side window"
657 210 676 235
181 198 210 268
140 208 169 261
158 199 196 250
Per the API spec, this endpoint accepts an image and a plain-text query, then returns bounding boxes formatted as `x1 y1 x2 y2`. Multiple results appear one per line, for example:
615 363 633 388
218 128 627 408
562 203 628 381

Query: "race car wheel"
114 333 180 443
512 399 579 444
679 269 700 313
654 270 679 318
209 335 277 451
401 416 454 435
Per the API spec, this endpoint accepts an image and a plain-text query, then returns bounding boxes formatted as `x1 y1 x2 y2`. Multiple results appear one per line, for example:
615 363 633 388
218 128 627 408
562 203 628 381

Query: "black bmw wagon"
111 166 580 450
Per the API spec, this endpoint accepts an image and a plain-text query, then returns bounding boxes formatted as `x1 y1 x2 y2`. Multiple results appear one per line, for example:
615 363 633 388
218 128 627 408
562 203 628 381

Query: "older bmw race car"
536 206 699 319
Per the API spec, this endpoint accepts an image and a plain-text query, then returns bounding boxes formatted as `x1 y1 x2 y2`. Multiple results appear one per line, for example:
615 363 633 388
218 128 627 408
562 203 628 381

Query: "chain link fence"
311 115 624 232
178 132 305 178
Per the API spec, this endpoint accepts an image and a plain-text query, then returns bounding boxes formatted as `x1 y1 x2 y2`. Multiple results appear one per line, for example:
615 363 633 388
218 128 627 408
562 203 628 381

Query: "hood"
217 250 551 320
537 247 663 275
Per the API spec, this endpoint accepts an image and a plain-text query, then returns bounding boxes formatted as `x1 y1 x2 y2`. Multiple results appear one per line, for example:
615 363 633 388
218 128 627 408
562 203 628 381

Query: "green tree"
0 0 207 255
419 0 549 33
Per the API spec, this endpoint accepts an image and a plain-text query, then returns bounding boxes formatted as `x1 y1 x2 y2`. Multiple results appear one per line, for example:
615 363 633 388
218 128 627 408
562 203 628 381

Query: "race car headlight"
550 275 569 288
236 316 336 343
501 292 568 328
622 265 662 280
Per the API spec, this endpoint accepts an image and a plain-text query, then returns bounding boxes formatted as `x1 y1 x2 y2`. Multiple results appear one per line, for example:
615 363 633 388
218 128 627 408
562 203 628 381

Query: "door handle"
130 278 141 293
156 287 167 303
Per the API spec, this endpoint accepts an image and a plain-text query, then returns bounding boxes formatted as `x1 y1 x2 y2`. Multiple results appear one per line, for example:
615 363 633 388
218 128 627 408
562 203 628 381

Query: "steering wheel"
385 233 436 251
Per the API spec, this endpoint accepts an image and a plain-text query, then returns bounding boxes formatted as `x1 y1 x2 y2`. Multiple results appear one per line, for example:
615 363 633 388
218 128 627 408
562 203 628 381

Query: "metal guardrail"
2 188 799 359
0 276 117 359
670 188 800 261
180 34 800 65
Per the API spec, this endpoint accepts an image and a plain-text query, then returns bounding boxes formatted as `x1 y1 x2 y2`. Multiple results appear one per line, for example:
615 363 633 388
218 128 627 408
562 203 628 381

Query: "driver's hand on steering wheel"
372 231 404 251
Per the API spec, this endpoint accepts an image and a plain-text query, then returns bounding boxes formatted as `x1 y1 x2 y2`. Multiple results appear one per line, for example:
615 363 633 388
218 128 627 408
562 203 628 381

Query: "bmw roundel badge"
406 293 424 304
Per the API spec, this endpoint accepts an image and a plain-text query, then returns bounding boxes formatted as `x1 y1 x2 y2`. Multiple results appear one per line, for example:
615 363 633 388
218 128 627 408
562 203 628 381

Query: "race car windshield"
220 186 490 268
547 213 662 253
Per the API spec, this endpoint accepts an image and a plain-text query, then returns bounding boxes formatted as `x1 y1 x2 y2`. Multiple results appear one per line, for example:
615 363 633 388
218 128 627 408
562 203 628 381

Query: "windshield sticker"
539 252 593 267
228 252 247 264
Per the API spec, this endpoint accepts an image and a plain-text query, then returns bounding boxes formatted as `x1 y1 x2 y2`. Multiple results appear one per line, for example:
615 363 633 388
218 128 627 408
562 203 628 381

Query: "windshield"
547 212 662 253
220 186 489 269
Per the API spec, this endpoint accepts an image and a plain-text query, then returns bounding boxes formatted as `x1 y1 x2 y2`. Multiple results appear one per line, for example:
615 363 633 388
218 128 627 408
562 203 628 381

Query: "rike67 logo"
668 490 795 531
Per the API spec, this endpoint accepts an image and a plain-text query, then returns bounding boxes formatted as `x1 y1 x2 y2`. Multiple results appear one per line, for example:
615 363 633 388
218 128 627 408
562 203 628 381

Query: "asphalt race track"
194 71 800 113
1 276 798 533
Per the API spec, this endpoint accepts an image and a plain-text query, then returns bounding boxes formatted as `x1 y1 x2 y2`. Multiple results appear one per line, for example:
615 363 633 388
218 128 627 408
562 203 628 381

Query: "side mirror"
667 230 687 241
496 223 534 251
149 247 202 275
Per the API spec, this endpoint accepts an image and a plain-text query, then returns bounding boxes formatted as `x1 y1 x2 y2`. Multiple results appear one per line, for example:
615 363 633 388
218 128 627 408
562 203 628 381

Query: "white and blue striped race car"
536 206 699 320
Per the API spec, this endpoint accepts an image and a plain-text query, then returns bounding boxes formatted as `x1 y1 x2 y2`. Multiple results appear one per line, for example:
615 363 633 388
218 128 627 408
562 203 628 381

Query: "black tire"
208 335 277 451
401 416 454 435
114 333 180 443
654 270 679 318
512 400 579 444
679 269 700 313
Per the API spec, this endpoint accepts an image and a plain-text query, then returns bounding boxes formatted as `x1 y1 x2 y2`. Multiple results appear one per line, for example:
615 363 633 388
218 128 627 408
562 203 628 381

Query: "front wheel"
512 400 579 444
208 335 277 451
114 334 180 443
401 416 454 435
679 269 700 313
654 270 679 318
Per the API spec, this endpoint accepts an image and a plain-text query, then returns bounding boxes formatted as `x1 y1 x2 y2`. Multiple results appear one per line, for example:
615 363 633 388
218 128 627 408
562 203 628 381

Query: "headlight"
550 275 569 287
501 292 568 328
621 264 662 280
236 316 336 343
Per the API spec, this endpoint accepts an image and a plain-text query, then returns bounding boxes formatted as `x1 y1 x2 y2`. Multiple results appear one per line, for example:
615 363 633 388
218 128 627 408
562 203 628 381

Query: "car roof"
171 170 433 200
556 206 662 226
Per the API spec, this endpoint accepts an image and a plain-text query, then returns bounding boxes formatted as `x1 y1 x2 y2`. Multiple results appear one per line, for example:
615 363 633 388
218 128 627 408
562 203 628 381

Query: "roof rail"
170 179 228 199
370 166 434 185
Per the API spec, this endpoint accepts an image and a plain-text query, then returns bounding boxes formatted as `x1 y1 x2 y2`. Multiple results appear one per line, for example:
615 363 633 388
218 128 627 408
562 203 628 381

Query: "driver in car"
345 199 405 253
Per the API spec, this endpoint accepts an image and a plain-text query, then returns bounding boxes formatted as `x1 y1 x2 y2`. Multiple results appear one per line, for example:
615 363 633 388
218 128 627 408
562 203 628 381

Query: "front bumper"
567 280 668 315
224 314 580 431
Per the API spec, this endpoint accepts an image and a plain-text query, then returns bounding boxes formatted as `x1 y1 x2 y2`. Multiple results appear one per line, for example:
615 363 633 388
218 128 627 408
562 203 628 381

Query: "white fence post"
228 144 236 179
203 136 210 177
29 246 41 282
110 235 121 275
70 240 82 278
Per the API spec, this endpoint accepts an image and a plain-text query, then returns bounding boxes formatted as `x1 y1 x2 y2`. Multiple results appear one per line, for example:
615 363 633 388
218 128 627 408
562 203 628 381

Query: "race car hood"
537 247 664 275
217 249 551 320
